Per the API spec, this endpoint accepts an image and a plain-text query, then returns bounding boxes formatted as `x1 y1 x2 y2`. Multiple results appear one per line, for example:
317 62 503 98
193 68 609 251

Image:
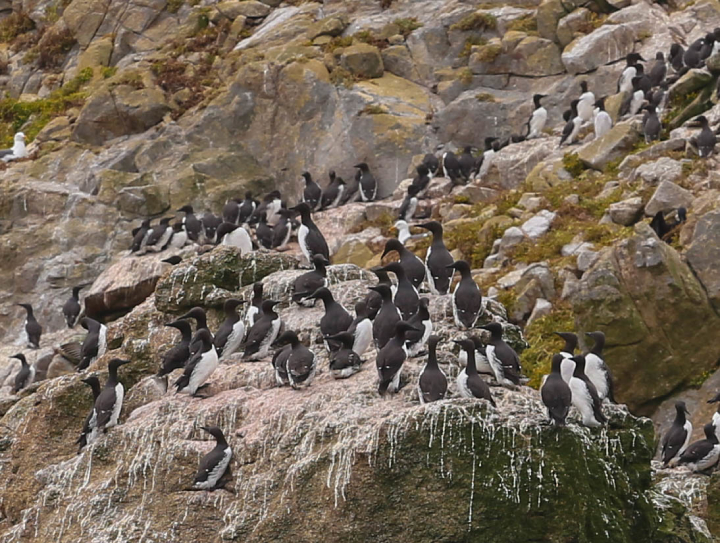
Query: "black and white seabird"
458 146 475 182
418 221 453 295
292 202 330 264
271 209 294 250
618 53 644 93
11 353 34 393
179 307 213 354
156 319 192 379
625 77 646 117
246 282 264 328
643 104 661 143
201 212 222 245
440 150 463 185
78 317 108 370
691 115 716 157
254 190 282 226
272 343 291 386
307 287 353 352
404 297 432 358
568 355 607 427
380 262 419 321
90 358 131 442
701 33 716 60
301 172 322 211
193 426 233 490
214 299 246 360
481 322 522 386
577 81 596 123
559 100 581 147
397 184 420 222
168 223 188 249
365 268 392 320
633 64 651 94
273 331 316 389
178 205 202 242
649 52 667 87
448 260 482 329
238 192 257 224
222 197 241 225
76 375 101 453
243 300 281 361
217 222 253 255
458 335 493 376
175 329 219 396
370 284 402 350
292 254 329 307
418 335 447 404
540 354 572 426
0 132 27 162
18 303 42 349
661 401 693 467
321 171 346 210
584 331 614 403
708 392 720 441
676 423 720 473
63 286 83 328
255 212 273 249
526 94 548 139
130 219 152 252
593 97 612 138
555 331 578 358
381 238 425 290
454 339 495 406
376 321 418 395
326 331 365 379
354 162 377 202
422 153 439 176
668 43 684 73
144 217 173 252
683 39 704 69
347 300 373 357
409 163 432 197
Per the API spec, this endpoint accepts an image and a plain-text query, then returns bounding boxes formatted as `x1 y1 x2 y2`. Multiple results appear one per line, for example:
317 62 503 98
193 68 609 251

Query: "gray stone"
562 240 593 257
517 192 543 211
576 121 640 171
498 226 525 252
634 157 683 186
608 197 644 226
526 298 553 327
577 249 599 272
687 209 720 311
556 8 591 48
645 181 694 217
520 209 556 239
340 43 384 79
561 24 635 75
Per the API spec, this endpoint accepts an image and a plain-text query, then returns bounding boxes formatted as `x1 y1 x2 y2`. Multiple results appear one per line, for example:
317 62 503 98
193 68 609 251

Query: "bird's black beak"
685 406 691 416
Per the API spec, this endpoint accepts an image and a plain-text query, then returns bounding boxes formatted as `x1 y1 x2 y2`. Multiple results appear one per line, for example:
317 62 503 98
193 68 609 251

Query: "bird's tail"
174 374 189 393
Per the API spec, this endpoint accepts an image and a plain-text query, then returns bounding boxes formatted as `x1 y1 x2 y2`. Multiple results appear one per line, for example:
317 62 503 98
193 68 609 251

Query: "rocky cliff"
1 0 720 539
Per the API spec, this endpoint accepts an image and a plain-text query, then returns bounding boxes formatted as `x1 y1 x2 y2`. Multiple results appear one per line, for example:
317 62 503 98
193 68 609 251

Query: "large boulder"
644 181 694 217
561 24 635 74
576 121 640 171
154 247 299 312
687 209 720 312
573 223 720 414
84 252 179 319
73 84 172 145
340 43 384 79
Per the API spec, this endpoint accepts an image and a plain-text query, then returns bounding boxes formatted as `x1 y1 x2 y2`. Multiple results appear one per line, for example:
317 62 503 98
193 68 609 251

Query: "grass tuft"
450 11 497 32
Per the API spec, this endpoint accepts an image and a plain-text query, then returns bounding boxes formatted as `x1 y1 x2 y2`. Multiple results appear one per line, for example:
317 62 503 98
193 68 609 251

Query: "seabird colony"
7 31 720 489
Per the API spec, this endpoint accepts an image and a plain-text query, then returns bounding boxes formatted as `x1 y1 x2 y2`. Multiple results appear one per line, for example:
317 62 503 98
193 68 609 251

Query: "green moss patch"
393 17 422 37
450 11 497 32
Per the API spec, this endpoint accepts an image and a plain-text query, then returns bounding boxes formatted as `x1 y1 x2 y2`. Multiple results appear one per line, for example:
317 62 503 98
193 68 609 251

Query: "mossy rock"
154 246 299 312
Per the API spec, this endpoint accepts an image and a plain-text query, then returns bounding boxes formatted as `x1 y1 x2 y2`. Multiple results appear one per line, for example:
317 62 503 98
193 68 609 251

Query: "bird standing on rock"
593 97 612 138
307 287 353 352
89 358 131 442
178 205 201 242
376 321 419 395
480 322 522 386
18 303 42 349
156 319 193 382
292 202 330 264
192 426 233 491
63 286 83 328
321 171 346 210
381 238 425 290
454 339 495 406
675 423 720 473
292 254 329 307
525 94 548 139
273 330 316 389
577 81 595 123
327 331 365 379
76 375 101 453
661 401 692 467
301 172 322 211
418 335 447 404
243 300 282 361
419 221 453 295
214 299 246 360
175 329 218 397
448 260 482 329
584 331 614 403
541 354 572 426
78 317 107 370
355 162 377 202
11 353 34 393
568 355 607 427
379 262 419 321
370 284 402 350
